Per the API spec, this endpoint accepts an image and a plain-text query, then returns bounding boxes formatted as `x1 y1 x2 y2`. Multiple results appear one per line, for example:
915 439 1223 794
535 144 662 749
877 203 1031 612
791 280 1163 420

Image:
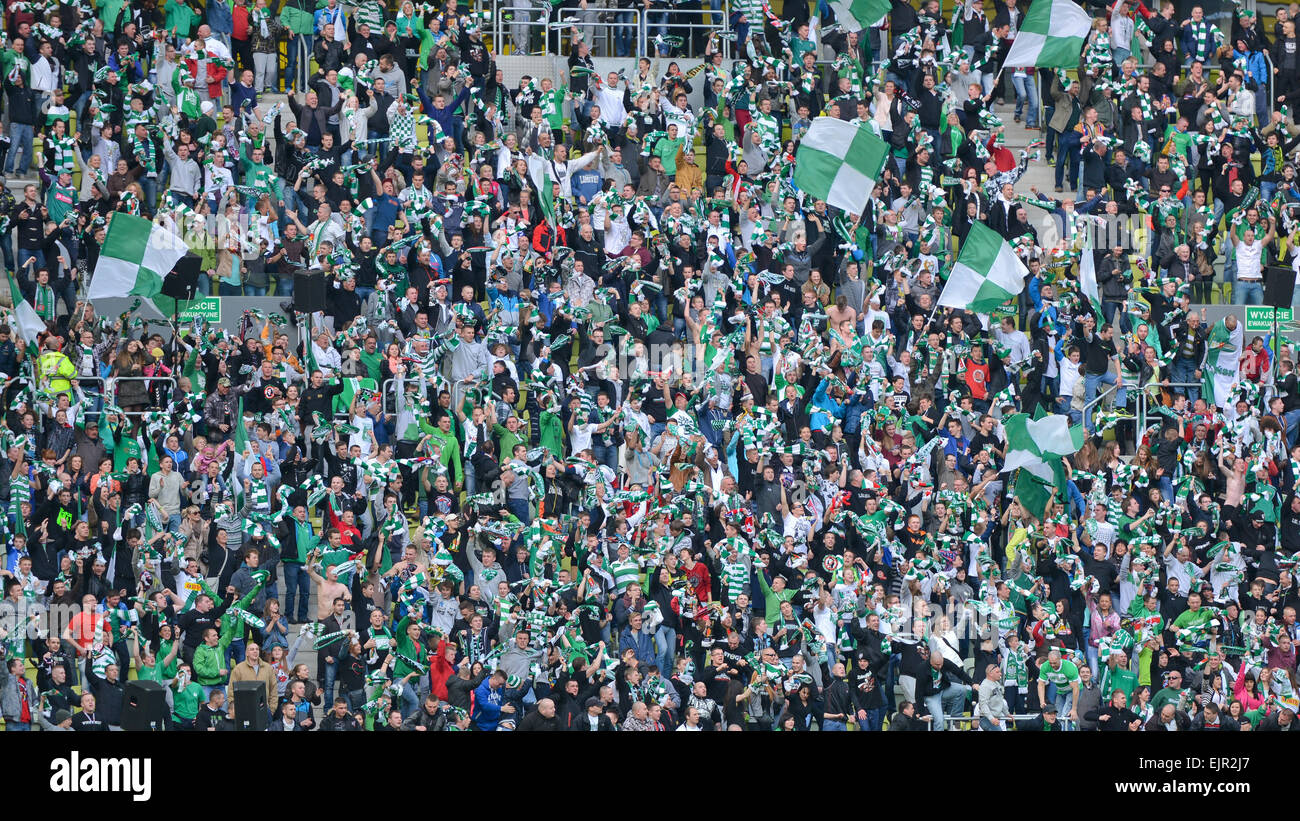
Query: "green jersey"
1037 658 1080 686
539 87 567 129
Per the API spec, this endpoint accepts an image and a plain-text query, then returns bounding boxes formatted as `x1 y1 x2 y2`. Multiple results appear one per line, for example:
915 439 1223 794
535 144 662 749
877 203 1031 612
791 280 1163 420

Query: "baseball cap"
584 697 602 709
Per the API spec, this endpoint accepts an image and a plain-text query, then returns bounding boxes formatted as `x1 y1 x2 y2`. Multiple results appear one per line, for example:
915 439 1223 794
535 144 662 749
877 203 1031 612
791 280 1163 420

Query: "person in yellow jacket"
37 336 77 396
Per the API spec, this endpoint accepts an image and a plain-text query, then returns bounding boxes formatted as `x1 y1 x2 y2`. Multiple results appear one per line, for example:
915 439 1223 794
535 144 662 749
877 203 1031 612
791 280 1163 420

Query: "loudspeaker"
162 254 201 301
120 679 168 731
1264 266 1296 310
232 680 268 731
293 272 329 313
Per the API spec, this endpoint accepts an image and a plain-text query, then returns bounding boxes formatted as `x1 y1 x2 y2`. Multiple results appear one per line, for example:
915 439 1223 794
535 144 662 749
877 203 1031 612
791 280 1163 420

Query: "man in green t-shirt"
1036 649 1081 729
1150 668 1189 714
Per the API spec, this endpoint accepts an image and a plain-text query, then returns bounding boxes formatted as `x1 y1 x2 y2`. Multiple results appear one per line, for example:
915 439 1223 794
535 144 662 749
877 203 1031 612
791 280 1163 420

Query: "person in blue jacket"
472 669 511 731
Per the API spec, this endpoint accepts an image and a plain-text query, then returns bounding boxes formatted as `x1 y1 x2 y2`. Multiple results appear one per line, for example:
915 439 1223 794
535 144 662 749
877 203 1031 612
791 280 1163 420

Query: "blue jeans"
1236 280 1263 306
1170 358 1199 402
821 719 847 731
507 497 531 526
614 11 635 56
860 707 884 731
650 11 671 53
979 716 1006 730
201 684 226 701
399 680 419 719
1083 370 1118 434
1045 683 1075 730
592 443 617 473
16 248 45 274
285 34 310 91
282 563 311 622
1012 73 1039 127
1055 131 1081 188
243 285 268 296
4 721 31 730
321 655 339 705
140 177 158 215
655 625 676 672
5 123 32 175
925 683 969 731
1159 475 1174 504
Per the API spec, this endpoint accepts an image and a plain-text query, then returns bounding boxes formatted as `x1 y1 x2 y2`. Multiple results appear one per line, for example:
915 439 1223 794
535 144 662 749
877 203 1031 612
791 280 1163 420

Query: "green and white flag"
828 0 890 31
1002 0 1092 68
5 270 47 346
1078 229 1104 319
1201 318 1243 410
1014 468 1060 520
526 154 557 226
231 396 249 513
792 117 889 216
88 213 189 301
333 377 378 415
937 222 1028 321
1002 412 1085 481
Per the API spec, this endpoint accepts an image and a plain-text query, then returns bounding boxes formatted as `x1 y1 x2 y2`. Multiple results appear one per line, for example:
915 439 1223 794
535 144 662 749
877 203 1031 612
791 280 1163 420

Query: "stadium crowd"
0 0 1297 734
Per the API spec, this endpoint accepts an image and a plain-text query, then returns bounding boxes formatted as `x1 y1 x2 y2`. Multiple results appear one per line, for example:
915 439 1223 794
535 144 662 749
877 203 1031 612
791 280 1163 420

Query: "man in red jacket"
231 0 253 74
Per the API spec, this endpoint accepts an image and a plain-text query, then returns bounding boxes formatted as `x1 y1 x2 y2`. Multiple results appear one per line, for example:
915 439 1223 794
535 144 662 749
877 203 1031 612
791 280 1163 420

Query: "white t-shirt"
570 422 598 454
1237 238 1265 281
349 414 374 457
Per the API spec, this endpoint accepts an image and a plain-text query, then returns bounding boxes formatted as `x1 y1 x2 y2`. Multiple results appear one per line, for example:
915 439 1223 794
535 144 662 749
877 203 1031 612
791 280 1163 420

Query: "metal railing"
81 376 179 419
1136 380 1204 448
491 1 730 60
942 712 1062 730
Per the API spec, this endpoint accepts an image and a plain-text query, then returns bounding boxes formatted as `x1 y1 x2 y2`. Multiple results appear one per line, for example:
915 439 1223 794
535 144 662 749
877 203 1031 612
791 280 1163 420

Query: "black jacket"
6 84 39 127
915 659 974 700
569 711 616 731
517 708 560 731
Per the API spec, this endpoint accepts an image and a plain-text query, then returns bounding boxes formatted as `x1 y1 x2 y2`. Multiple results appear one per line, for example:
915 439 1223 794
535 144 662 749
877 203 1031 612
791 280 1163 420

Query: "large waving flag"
828 0 890 31
1078 228 1103 319
1003 0 1092 68
1002 411 1084 519
88 213 189 301
1201 318 1243 410
793 117 889 216
1002 413 1085 480
526 154 557 227
5 270 47 347
938 222 1028 319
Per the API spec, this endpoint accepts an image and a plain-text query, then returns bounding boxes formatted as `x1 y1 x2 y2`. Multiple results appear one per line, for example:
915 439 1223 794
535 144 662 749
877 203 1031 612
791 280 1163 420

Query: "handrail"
1137 380 1207 449
83 376 179 419
490 0 730 59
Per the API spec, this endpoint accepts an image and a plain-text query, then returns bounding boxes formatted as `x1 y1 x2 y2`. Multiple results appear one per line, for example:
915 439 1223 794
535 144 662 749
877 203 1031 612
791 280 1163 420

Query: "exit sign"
1244 306 1292 333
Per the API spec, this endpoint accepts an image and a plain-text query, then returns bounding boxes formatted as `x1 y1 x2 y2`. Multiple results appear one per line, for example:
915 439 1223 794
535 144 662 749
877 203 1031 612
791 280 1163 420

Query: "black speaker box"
162 254 202 300
120 679 168 731
293 272 329 313
232 680 268 731
1264 266 1296 310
